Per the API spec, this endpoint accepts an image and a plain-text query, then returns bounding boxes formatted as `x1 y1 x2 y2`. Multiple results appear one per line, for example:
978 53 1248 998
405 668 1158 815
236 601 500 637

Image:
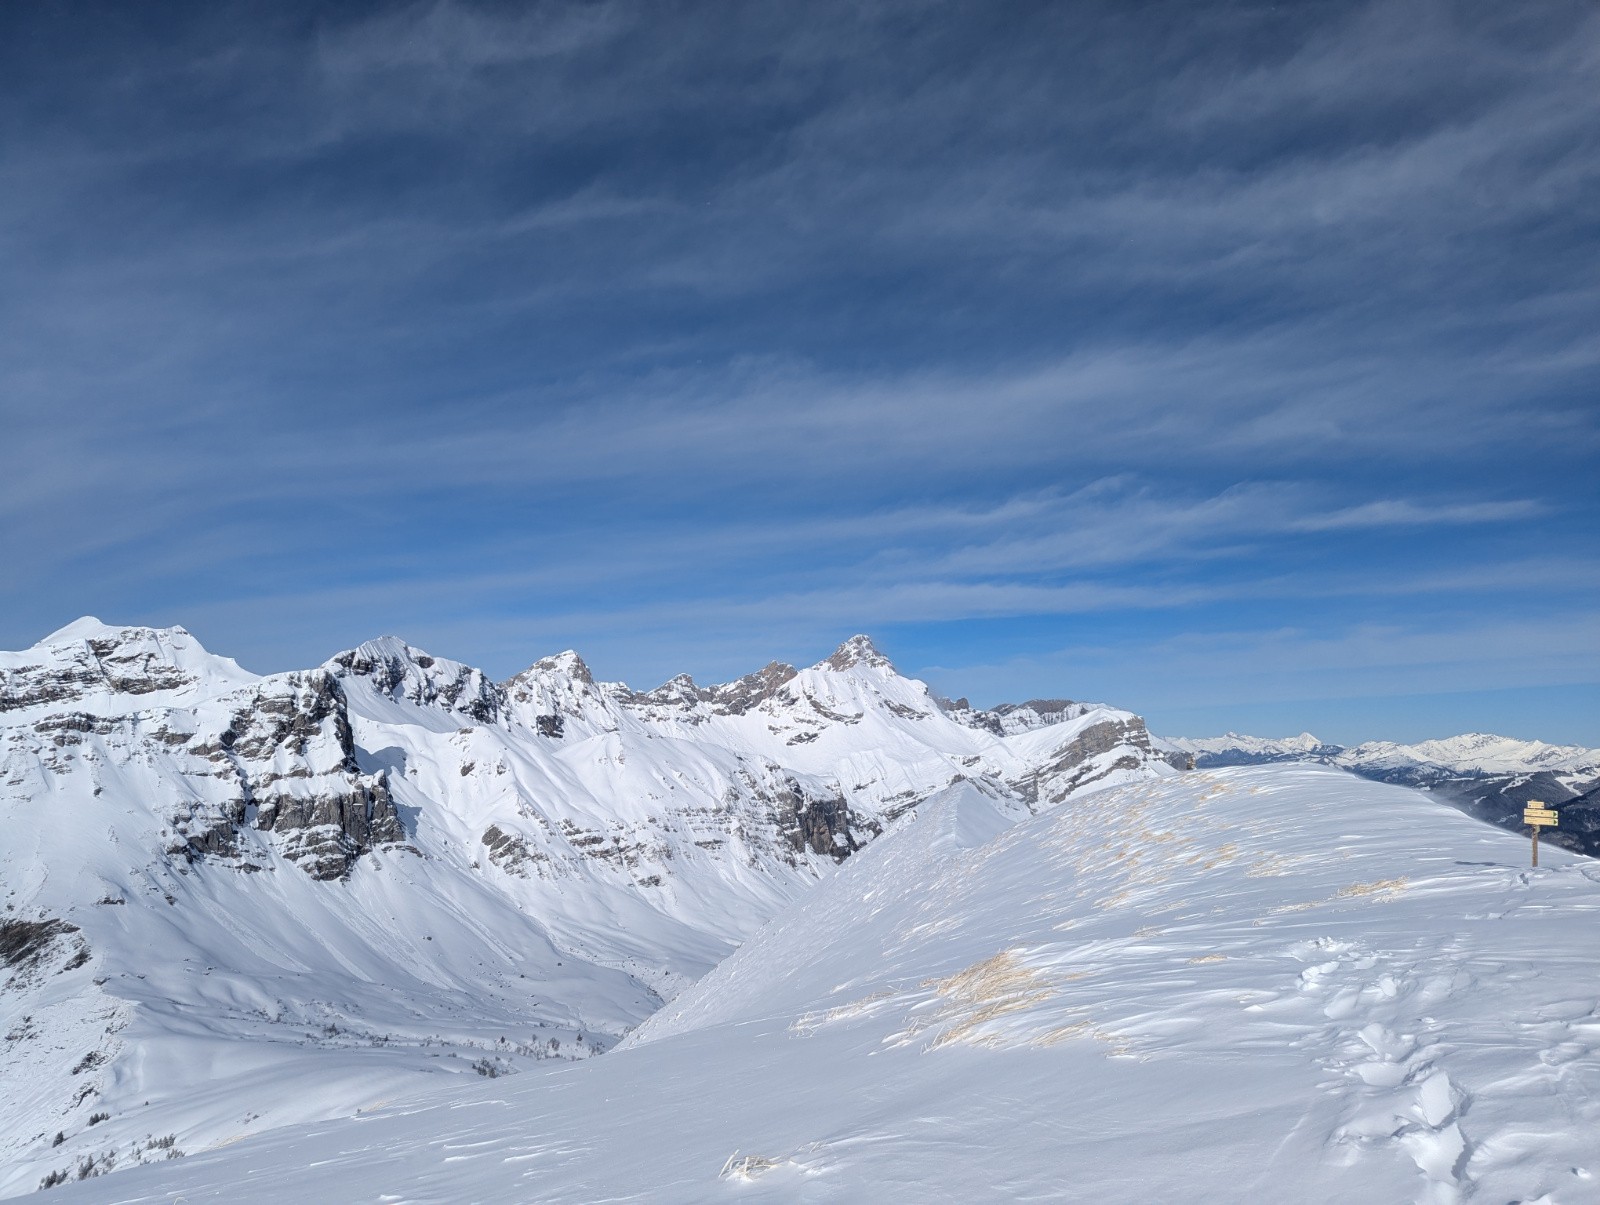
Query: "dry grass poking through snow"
790 989 897 1036
1270 877 1411 915
719 1152 784 1180
920 951 1056 1050
1333 877 1409 901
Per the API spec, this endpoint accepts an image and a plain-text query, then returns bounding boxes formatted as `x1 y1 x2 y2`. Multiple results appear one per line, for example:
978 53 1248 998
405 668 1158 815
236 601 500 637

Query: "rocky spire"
522 650 594 685
822 635 893 672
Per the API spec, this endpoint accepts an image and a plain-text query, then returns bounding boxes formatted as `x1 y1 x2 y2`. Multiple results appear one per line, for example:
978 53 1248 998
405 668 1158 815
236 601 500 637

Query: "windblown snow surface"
39 767 1600 1204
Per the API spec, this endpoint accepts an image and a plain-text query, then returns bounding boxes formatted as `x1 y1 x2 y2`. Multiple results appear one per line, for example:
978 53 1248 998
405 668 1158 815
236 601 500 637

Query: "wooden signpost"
1524 802 1558 867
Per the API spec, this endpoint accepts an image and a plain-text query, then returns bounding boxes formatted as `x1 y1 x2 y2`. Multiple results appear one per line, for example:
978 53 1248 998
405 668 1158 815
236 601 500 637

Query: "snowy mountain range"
0 619 1170 1196
1157 731 1600 856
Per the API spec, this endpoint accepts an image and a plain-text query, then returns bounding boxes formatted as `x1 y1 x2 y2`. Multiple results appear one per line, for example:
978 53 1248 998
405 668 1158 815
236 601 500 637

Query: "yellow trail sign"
1526 802 1557 868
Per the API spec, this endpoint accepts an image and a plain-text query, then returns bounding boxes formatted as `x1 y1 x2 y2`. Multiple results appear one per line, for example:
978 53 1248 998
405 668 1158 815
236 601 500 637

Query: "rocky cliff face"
331 638 503 725
225 671 408 879
1017 717 1157 806
1 629 410 882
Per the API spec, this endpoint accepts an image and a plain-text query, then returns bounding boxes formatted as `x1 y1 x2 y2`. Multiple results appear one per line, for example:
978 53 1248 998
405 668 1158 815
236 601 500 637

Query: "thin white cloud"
316 0 630 73
1 0 1596 724
1292 499 1546 532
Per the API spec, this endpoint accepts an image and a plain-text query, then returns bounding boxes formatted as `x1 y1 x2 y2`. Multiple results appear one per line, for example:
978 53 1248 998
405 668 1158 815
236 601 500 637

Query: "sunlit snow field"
41 766 1600 1204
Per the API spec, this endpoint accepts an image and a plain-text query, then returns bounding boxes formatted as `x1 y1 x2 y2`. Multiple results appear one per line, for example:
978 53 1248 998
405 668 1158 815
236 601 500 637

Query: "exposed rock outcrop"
824 635 893 672
1018 717 1158 808
944 696 1104 738
614 661 801 722
780 780 872 861
330 639 503 724
222 672 407 878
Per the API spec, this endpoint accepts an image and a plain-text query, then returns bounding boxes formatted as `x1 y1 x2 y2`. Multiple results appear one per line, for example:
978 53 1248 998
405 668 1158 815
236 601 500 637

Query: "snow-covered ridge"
0 619 1170 1197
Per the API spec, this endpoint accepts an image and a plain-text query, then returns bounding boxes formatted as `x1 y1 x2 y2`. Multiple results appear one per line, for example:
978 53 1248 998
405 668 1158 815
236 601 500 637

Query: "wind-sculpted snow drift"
0 620 1168 1196
30 767 1600 1204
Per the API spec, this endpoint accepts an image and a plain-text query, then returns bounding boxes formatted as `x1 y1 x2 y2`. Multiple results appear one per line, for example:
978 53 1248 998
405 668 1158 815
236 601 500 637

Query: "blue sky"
2 0 1596 744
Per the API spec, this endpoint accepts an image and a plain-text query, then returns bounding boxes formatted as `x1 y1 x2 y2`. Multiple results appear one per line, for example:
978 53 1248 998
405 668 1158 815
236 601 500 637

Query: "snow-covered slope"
35 766 1600 1203
0 621 1169 1196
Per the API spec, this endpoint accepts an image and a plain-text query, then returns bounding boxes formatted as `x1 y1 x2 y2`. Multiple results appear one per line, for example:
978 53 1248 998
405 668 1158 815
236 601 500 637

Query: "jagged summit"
518 649 595 685
709 659 798 714
821 634 893 672
329 636 502 724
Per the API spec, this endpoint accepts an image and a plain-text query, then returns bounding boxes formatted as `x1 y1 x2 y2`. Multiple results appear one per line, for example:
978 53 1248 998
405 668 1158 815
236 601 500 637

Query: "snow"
31 766 1600 1204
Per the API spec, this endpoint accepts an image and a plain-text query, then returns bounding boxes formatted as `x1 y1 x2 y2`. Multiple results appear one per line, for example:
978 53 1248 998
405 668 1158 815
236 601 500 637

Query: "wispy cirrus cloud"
0 0 1595 740
316 0 630 73
1292 499 1547 532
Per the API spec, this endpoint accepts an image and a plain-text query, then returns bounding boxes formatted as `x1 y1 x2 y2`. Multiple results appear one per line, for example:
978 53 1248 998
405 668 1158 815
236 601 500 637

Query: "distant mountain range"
1155 731 1600 856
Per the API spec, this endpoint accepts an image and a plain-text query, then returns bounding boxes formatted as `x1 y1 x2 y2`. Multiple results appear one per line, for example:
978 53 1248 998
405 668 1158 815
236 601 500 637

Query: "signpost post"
1524 802 1558 867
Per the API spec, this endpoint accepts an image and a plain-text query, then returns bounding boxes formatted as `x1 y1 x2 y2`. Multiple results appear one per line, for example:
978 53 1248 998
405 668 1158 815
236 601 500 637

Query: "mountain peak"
822 635 893 672
5 617 255 708
526 650 594 685
344 635 426 662
36 616 196 649
331 636 480 682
